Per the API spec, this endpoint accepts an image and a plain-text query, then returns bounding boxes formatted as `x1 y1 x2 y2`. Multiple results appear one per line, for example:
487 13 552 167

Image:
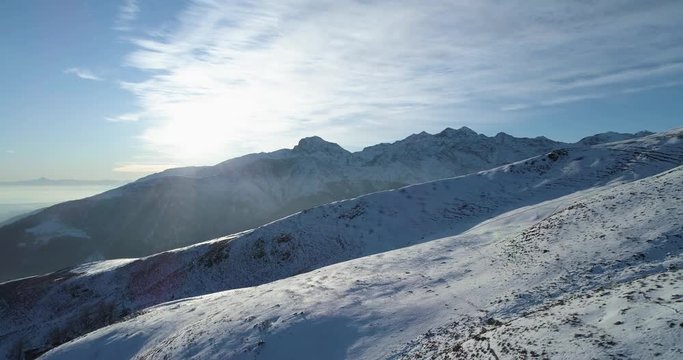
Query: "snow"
1 128 681 359
0 126 570 282
71 259 137 277
40 163 683 360
25 220 89 245
576 130 653 146
402 270 683 359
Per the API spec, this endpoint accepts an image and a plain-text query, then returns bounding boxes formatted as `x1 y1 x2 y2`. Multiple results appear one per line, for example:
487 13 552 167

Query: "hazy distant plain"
0 185 119 223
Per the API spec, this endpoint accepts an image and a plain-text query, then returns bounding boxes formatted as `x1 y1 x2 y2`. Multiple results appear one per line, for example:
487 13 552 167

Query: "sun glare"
139 81 305 164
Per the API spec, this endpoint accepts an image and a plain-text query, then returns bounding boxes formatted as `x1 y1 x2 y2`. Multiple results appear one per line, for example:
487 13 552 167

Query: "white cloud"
106 113 142 122
114 0 683 164
5 150 15 154
64 67 103 81
115 0 139 31
500 104 531 112
503 79 683 111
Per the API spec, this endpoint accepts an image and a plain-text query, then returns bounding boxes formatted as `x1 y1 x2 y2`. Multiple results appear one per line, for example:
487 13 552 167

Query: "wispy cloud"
106 113 141 122
502 78 683 111
5 150 15 154
64 67 103 81
114 0 683 164
115 0 139 31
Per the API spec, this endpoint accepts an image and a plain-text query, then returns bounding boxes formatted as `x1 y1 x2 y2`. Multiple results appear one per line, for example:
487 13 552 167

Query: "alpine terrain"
0 128 681 359
0 127 565 281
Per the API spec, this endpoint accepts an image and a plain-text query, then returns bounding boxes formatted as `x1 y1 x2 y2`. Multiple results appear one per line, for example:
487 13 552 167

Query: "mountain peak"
437 126 479 138
293 136 349 155
404 131 431 141
635 130 654 137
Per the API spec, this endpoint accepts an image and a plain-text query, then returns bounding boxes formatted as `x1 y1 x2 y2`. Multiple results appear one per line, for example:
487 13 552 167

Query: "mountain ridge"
1 127 679 358
0 127 577 282
22 151 683 359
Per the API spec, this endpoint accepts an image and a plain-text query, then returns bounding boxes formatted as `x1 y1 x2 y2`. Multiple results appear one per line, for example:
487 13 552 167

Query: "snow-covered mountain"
577 130 654 146
0 127 566 282
1 128 679 359
38 139 683 359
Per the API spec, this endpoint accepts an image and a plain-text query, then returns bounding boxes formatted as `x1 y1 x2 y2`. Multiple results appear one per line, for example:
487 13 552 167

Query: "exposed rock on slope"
1 128 681 358
42 157 683 360
0 127 563 282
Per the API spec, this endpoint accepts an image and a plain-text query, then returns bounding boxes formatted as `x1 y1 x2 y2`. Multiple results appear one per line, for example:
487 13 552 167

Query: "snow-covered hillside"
577 130 654 146
0 127 564 282
0 128 679 358
41 161 683 359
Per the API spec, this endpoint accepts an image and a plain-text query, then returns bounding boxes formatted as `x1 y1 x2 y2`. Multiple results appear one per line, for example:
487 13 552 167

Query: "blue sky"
1 0 682 181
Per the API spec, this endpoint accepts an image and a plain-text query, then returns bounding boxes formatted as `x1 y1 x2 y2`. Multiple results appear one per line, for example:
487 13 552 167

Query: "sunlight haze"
1 0 682 180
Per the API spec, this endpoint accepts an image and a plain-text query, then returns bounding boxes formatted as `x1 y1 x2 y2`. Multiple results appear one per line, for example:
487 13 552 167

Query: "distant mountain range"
0 178 124 187
0 127 651 282
0 127 679 359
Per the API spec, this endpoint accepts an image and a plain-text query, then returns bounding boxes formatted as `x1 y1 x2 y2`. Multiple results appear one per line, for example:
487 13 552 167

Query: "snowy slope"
577 130 653 146
0 127 564 282
40 163 683 360
1 128 680 358
405 270 683 359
